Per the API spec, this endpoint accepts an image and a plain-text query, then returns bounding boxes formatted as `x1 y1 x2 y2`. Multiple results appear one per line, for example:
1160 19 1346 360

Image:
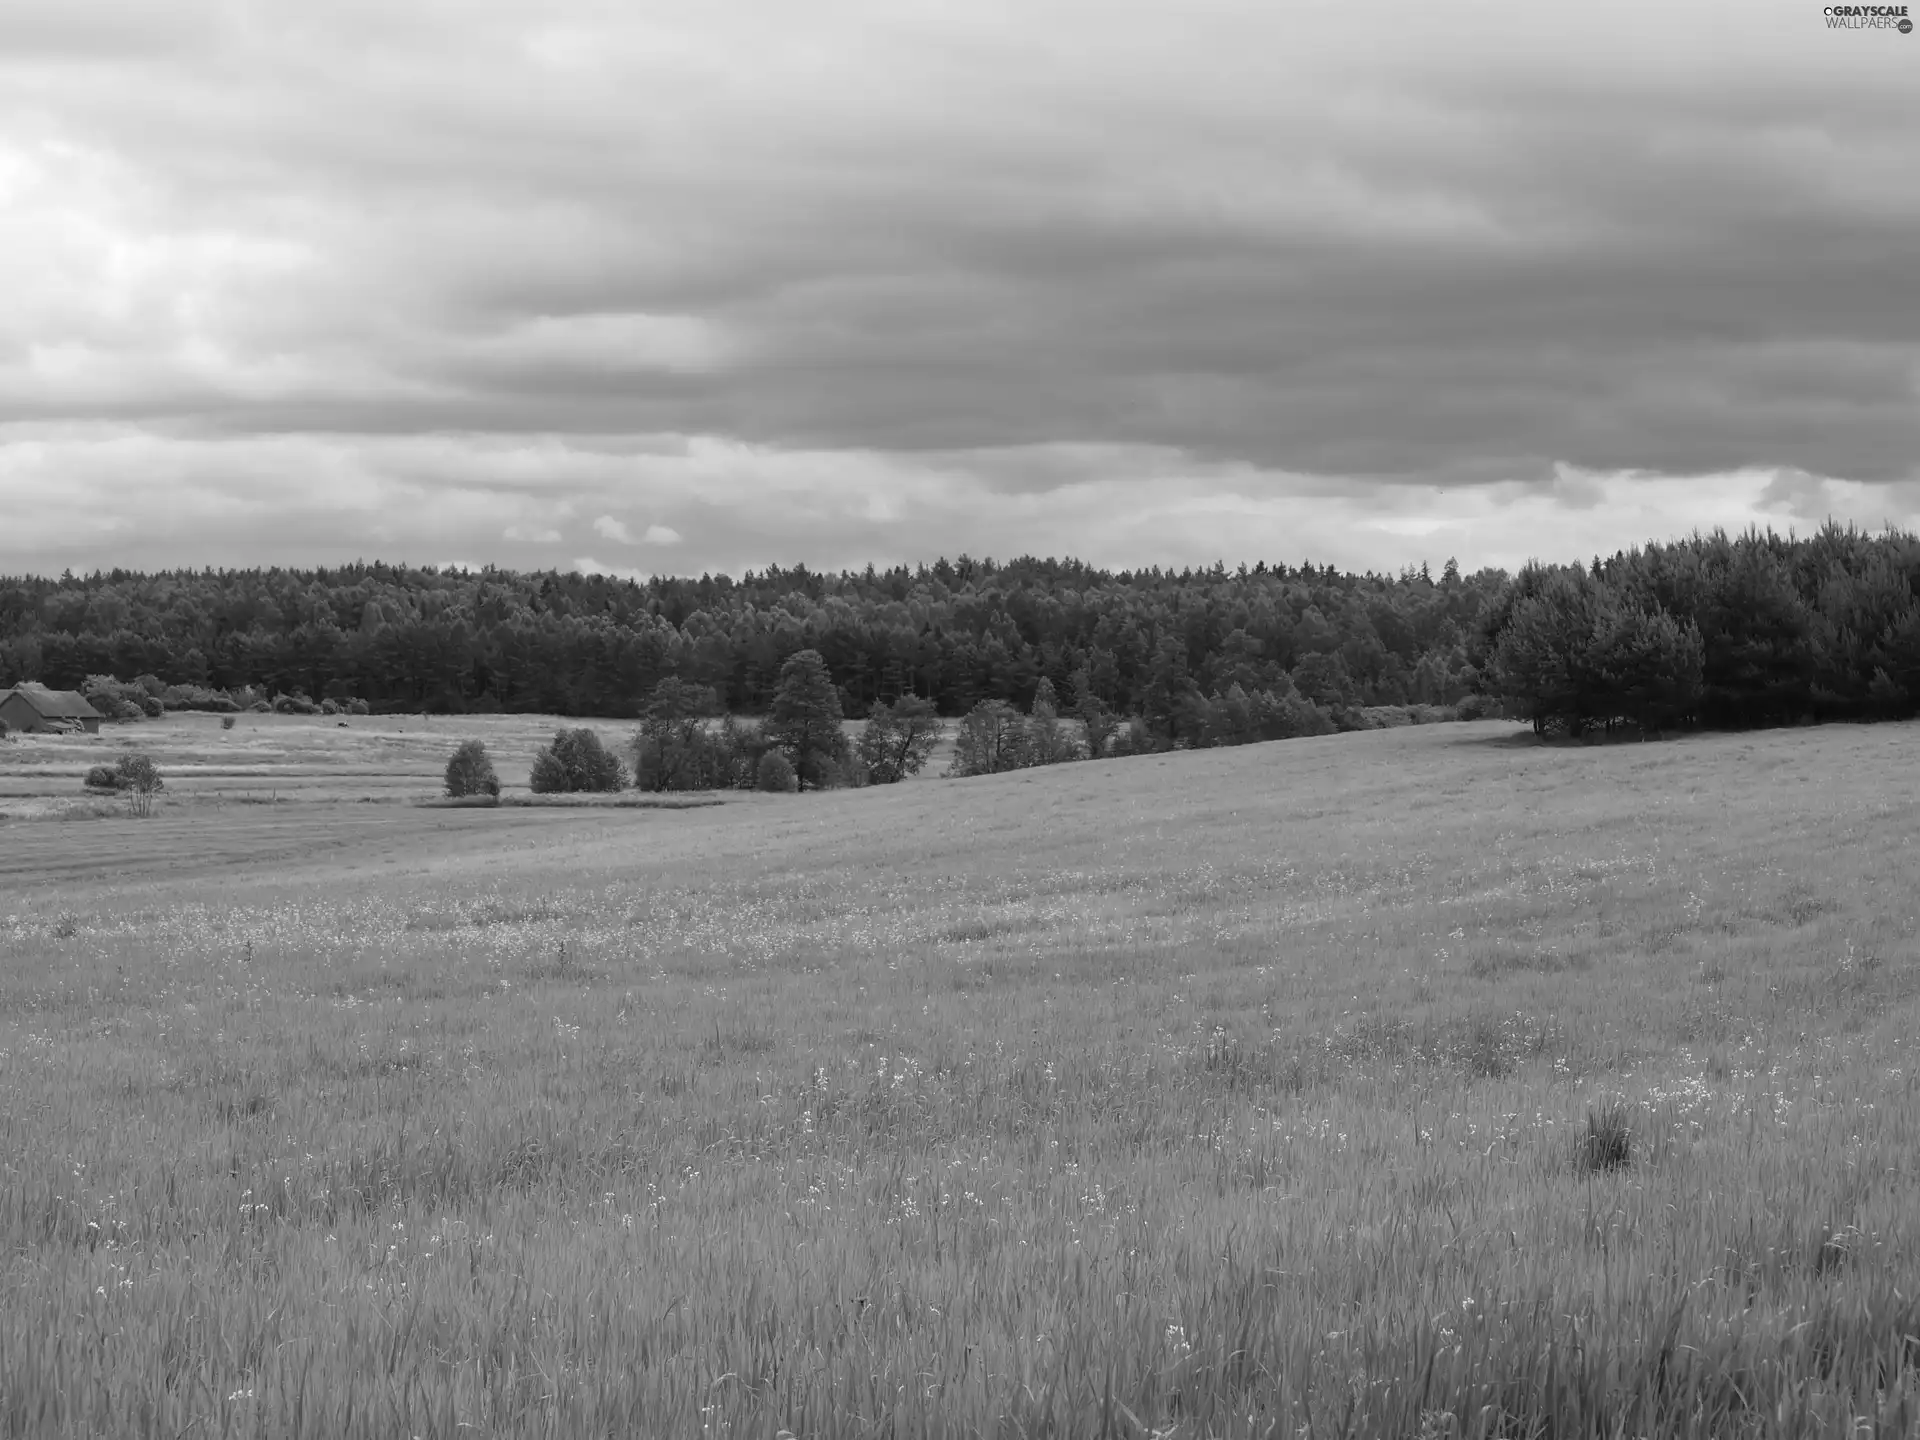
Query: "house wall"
0 694 47 732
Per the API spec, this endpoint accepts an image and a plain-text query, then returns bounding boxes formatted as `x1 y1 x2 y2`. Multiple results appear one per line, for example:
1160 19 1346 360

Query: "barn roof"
1 684 104 720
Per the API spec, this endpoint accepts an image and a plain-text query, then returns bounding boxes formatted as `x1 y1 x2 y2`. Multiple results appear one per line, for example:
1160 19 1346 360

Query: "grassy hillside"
4 719 1919 1436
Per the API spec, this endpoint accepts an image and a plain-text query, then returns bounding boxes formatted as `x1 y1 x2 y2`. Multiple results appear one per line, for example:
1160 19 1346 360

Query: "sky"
2 0 1917 582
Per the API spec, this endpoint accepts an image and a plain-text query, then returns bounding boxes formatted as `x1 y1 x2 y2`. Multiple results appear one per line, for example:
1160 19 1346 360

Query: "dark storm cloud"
2 0 1917 577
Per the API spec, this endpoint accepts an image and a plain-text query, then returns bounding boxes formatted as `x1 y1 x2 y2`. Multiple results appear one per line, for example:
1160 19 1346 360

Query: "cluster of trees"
443 641 1415 803
58 672 374 721
0 556 1500 735
81 753 164 816
1476 526 1920 734
447 651 897 800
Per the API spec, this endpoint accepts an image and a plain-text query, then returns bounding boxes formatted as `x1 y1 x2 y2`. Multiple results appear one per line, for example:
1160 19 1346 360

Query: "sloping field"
4 719 1920 1436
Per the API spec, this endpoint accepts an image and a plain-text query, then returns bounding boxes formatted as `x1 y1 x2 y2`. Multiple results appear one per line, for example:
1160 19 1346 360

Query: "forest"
0 554 1500 733
6 522 1920 744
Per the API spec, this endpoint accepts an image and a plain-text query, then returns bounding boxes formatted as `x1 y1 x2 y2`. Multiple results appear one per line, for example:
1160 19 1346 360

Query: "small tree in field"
856 695 941 784
765 649 849 791
115 752 163 818
633 678 725 791
529 727 626 793
1025 676 1076 765
946 699 1029 777
444 739 501 798
756 749 798 793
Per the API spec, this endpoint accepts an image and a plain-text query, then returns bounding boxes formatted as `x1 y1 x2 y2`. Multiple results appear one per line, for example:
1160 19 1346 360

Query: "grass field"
0 710 957 825
4 716 1920 1437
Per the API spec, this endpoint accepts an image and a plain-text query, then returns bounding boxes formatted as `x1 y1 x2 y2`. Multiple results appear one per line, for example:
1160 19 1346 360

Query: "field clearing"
0 710 959 822
5 718 1920 1436
0 713 674 816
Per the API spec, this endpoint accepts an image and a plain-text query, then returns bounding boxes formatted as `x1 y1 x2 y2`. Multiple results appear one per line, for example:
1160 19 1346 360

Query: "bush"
348 698 370 716
220 715 237 730
0 716 9 740
80 675 147 721
272 693 321 715
139 695 164 718
445 739 501 798
756 749 797 793
320 699 342 716
84 764 120 790
161 685 242 713
529 727 626 793
115 752 164 817
248 700 271 713
1455 694 1503 721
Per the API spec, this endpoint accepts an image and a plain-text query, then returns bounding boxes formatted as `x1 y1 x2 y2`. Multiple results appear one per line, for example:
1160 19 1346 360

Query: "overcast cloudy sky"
3 0 1916 581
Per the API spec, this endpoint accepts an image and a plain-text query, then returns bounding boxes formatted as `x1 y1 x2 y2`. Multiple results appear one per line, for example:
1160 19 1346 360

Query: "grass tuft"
1576 1099 1635 1172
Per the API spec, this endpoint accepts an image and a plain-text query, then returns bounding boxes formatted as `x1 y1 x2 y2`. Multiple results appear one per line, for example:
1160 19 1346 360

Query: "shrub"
529 748 568 794
716 716 775 790
1106 716 1164 758
348 698 371 716
248 700 271 713
1455 693 1503 721
80 675 147 721
139 695 164 718
220 715 237 731
84 764 120 790
0 716 9 740
445 739 502 798
114 752 164 817
320 698 342 716
756 749 797 793
272 693 321 716
529 728 626 793
161 685 242 713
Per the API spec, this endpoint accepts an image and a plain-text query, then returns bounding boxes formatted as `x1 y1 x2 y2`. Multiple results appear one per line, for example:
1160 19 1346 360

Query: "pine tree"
766 649 848 791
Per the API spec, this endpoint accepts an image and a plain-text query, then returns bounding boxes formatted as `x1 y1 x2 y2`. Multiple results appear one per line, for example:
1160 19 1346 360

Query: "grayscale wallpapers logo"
1824 4 1913 27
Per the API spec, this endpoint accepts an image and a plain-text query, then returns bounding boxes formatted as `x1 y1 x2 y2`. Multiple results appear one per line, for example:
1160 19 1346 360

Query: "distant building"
0 684 104 735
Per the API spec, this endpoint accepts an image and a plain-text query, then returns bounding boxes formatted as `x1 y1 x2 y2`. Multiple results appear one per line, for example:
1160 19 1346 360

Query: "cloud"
592 514 634 543
644 524 682 546
572 555 649 583
2 0 1917 575
9 424 1918 582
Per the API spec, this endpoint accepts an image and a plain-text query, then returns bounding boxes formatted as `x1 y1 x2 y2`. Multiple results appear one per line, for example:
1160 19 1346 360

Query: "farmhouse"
0 684 104 734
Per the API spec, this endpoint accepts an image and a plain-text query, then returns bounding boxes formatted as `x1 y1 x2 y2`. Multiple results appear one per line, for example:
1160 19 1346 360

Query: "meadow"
2 714 1919 1437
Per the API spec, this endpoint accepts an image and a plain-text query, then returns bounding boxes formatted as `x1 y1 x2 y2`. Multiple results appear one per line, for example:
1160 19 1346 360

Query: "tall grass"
3 720 1919 1436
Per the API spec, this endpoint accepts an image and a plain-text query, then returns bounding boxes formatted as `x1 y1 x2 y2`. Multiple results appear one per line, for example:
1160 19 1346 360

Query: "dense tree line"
14 525 1916 746
0 556 1500 734
1475 525 1920 733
